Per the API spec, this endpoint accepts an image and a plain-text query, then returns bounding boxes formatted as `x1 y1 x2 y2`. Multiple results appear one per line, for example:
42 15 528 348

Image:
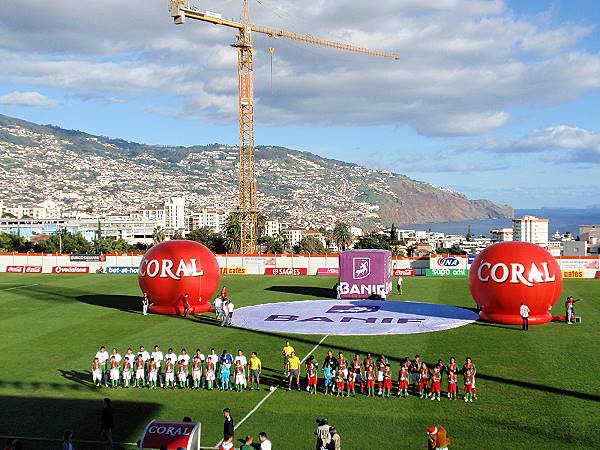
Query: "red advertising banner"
317 267 339 276
264 267 308 276
393 268 415 276
140 420 201 450
5 266 43 273
52 266 90 274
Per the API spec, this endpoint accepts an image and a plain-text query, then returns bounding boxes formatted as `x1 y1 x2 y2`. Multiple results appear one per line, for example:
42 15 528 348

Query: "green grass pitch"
0 273 598 449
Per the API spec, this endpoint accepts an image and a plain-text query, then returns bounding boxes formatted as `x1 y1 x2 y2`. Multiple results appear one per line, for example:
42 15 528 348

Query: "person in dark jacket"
101 398 114 449
223 408 234 440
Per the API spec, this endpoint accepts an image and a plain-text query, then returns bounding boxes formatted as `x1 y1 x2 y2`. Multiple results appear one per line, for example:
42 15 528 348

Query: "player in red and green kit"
366 364 375 397
397 365 409 398
92 357 102 387
464 368 474 402
134 355 145 387
382 364 392 398
346 370 356 397
419 362 429 399
122 357 132 388
148 358 158 389
462 357 477 399
306 357 318 395
430 366 441 401
447 369 458 400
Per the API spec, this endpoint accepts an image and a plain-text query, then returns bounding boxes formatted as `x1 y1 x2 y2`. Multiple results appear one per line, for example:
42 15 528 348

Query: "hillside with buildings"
0 113 513 232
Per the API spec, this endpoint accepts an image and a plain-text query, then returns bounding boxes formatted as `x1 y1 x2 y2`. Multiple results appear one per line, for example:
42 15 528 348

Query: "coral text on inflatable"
476 262 556 286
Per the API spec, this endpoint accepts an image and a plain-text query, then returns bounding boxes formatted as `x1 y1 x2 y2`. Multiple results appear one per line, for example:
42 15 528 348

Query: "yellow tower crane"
170 0 399 254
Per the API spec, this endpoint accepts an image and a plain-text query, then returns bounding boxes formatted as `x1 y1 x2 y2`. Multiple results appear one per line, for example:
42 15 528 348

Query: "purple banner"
338 250 392 299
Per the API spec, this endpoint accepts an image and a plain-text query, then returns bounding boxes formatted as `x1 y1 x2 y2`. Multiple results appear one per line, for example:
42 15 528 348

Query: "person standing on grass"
96 346 109 387
282 341 295 372
221 300 230 327
151 345 164 388
397 276 403 295
223 408 234 441
219 435 234 450
249 351 262 390
214 295 224 321
241 436 254 450
100 398 114 450
182 293 190 318
287 350 302 391
327 427 341 450
62 430 74 450
259 432 272 450
142 292 149 315
520 302 530 331
226 299 235 326
315 418 331 450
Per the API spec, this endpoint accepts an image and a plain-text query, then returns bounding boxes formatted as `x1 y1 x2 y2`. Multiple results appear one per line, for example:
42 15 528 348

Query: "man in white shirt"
152 345 164 387
520 303 530 331
258 432 272 450
95 346 109 387
214 296 223 320
227 300 234 326
235 350 247 381
165 348 177 373
208 349 220 388
179 348 190 366
138 346 150 363
397 276 403 295
221 301 230 327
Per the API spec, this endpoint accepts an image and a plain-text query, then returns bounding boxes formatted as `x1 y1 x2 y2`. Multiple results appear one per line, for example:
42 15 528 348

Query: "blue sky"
1 0 599 208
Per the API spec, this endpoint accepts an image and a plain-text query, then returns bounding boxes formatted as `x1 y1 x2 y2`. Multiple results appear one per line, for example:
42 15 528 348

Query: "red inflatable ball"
138 240 221 315
469 242 563 325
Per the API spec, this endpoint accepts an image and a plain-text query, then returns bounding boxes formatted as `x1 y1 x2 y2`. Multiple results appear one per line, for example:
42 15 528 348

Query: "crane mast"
170 0 399 254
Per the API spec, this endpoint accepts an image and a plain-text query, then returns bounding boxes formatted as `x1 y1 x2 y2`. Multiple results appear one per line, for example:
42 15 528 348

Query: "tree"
332 221 352 251
223 212 241 253
318 227 334 251
172 229 184 240
0 232 33 252
153 226 166 244
466 225 473 242
354 230 391 250
187 227 227 253
294 235 326 254
257 235 285 254
390 223 398 244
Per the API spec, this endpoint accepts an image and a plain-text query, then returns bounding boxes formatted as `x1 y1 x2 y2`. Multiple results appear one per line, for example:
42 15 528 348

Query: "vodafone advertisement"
5 266 43 273
140 420 201 450
52 266 90 274
265 268 308 276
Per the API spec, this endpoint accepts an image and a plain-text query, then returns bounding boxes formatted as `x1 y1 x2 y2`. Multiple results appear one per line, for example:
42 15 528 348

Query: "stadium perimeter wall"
1 253 599 278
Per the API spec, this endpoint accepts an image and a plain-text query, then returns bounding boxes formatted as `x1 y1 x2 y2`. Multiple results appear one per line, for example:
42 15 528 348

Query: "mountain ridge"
0 113 513 228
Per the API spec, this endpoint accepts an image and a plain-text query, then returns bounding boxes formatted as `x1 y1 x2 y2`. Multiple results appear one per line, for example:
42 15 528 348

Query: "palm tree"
223 212 241 253
318 227 334 251
332 221 352 251
153 226 166 244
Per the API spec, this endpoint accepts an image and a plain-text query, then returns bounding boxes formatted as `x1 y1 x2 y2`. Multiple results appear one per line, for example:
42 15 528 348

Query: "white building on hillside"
283 228 304 247
491 228 514 242
164 197 185 231
187 208 228 233
513 216 548 246
266 219 284 238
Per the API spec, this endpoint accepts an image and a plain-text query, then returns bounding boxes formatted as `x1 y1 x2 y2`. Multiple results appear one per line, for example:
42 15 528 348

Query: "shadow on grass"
0 395 160 450
76 294 142 314
265 285 335 298
471 321 522 331
190 313 600 402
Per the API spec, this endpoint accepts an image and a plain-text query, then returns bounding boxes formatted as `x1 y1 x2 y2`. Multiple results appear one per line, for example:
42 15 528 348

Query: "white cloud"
0 90 58 107
0 0 599 135
483 125 600 163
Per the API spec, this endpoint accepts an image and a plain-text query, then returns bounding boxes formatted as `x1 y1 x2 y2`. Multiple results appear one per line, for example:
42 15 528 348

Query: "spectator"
327 427 341 450
223 408 234 441
259 432 272 450
519 303 530 331
315 417 331 450
219 435 234 450
221 300 230 327
142 292 149 316
3 438 14 450
101 398 114 450
240 436 254 450
62 430 74 450
182 416 192 422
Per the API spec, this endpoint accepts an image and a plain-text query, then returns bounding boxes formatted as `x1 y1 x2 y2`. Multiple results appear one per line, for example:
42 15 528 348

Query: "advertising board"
317 267 339 276
393 268 415 276
426 268 469 277
52 266 90 274
5 265 43 273
264 268 308 276
220 267 248 275
106 266 138 275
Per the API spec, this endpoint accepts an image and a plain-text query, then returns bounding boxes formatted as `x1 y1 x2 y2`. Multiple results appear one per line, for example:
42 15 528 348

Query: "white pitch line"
211 334 329 449
0 283 39 292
